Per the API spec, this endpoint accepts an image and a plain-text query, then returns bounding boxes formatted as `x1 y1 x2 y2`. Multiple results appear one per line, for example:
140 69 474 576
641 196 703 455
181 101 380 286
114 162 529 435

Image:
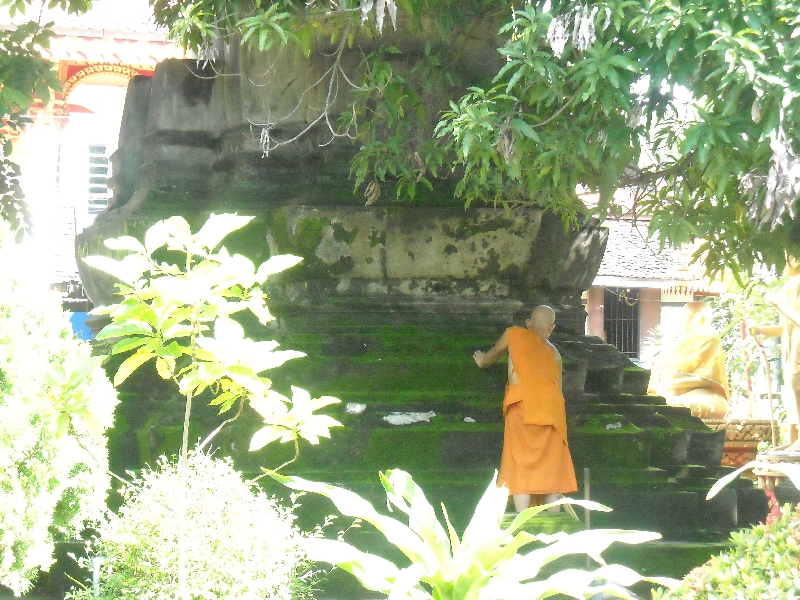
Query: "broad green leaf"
193 213 254 251
381 470 454 578
510 118 540 142
303 538 400 594
255 254 303 283
271 473 434 567
95 320 154 340
162 323 193 340
155 356 175 379
250 425 289 450
83 255 148 284
144 219 170 254
114 349 156 386
104 235 146 253
78 411 105 439
508 563 678 598
295 413 342 444
502 528 662 581
387 562 427 600
706 461 800 499
250 392 289 420
111 336 150 355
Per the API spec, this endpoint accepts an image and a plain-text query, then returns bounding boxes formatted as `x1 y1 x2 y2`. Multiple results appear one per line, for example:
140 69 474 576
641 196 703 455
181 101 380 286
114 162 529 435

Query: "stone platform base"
704 419 775 467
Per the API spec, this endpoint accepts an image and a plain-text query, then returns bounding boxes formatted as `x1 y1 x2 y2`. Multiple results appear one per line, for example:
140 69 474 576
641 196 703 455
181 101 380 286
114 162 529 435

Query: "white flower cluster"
71 452 315 599
0 223 118 595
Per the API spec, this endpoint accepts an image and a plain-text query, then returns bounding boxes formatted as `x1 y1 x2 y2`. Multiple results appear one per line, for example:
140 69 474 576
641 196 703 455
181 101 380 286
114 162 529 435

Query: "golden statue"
749 255 800 452
648 301 730 419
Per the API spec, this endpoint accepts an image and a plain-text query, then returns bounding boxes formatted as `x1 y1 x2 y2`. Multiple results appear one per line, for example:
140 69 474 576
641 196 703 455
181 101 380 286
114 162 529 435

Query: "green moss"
441 216 515 241
569 417 650 469
331 221 358 244
368 229 386 248
293 217 329 256
574 414 643 434
363 428 443 470
266 209 293 254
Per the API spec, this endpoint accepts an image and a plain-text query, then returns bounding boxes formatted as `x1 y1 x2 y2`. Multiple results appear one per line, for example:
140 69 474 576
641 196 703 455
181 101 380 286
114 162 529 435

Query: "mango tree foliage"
148 0 800 278
272 468 678 599
4 0 800 276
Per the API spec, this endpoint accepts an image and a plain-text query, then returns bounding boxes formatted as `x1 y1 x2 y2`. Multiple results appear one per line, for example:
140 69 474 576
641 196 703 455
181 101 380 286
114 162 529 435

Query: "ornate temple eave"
44 35 185 67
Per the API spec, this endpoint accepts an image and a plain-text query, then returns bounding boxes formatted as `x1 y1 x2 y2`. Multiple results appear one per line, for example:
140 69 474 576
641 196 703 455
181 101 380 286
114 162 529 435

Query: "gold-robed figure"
648 301 730 419
748 255 800 453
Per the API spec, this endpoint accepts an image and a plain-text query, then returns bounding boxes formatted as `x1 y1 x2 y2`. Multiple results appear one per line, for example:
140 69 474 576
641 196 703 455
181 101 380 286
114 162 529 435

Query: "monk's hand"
473 350 486 368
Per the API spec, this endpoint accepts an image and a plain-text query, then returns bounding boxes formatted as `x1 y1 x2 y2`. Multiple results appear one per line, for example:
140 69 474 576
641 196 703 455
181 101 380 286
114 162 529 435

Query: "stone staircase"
160 296 765 540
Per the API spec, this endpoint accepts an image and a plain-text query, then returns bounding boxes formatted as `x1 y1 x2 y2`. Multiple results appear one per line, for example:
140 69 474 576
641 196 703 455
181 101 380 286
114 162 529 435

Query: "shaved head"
528 305 556 338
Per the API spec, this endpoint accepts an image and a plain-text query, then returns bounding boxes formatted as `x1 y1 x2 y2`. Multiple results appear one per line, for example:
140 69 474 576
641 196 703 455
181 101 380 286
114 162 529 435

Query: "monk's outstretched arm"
749 324 783 337
473 331 508 368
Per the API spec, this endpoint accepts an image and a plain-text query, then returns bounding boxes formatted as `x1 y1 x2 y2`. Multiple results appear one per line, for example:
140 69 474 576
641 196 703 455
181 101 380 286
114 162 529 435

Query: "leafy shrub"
71 215 338 599
0 222 118 595
653 503 800 599
277 469 678 599
69 451 315 600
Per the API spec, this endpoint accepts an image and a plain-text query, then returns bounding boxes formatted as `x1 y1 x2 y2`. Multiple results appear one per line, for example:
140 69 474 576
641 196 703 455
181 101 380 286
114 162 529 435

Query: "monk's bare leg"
512 494 531 512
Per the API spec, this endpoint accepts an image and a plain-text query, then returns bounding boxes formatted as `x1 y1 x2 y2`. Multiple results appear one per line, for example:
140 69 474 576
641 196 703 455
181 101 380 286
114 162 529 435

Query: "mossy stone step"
263 307 516 333
268 354 506 395
258 331 504 357
329 407 503 426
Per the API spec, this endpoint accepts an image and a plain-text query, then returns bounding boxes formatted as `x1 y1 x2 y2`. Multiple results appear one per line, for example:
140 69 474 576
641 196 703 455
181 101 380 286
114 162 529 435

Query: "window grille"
603 287 640 358
87 144 110 216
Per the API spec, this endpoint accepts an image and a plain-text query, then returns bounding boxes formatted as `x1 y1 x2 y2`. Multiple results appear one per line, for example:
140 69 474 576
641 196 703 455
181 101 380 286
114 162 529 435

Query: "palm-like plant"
273 469 677 599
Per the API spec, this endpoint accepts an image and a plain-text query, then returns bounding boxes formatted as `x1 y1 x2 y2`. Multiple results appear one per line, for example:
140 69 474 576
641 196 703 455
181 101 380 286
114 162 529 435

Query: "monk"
647 301 730 419
749 254 800 452
473 305 578 513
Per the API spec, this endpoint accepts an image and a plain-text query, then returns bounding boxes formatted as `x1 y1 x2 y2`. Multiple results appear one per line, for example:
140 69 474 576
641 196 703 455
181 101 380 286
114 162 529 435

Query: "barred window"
603 287 640 358
87 144 110 216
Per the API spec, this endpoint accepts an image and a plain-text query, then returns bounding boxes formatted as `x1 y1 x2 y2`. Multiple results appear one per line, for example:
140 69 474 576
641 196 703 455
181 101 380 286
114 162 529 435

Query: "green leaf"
272 473 432 566
111 336 150 355
255 254 303 283
510 118 540 142
144 219 170 254
155 356 175 379
303 538 399 594
104 235 146 253
192 213 254 251
96 320 154 340
706 461 800 500
114 349 155 386
250 425 289 450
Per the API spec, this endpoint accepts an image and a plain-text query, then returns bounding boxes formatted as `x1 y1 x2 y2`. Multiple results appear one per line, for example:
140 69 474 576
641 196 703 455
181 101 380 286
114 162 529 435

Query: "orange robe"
498 327 577 496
